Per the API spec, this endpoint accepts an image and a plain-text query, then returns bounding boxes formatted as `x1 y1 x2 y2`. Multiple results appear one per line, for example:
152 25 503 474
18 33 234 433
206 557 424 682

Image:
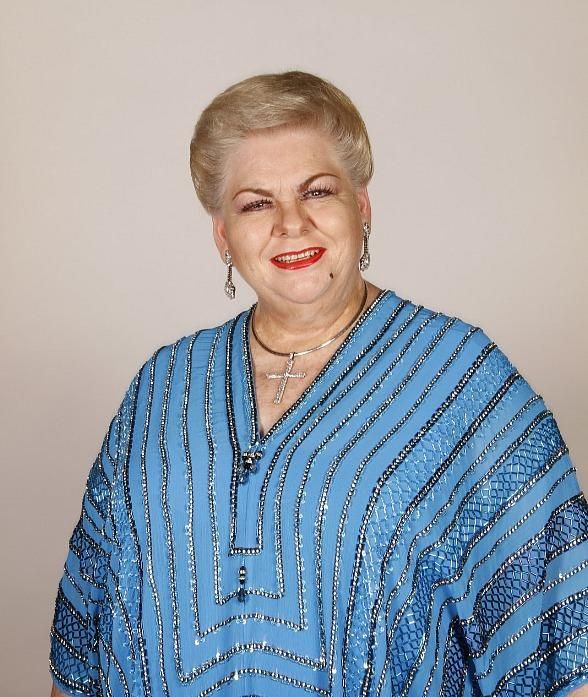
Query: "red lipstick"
270 246 326 270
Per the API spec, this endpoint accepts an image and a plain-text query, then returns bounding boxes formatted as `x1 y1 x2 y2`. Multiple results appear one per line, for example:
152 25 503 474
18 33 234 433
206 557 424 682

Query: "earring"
224 249 236 299
359 222 371 271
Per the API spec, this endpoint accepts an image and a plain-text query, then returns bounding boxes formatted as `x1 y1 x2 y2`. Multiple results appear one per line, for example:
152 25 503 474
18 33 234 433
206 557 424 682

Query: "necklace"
250 281 369 404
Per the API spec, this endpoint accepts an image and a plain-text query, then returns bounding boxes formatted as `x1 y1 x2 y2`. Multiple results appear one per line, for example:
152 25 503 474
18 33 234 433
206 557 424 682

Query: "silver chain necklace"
250 281 368 404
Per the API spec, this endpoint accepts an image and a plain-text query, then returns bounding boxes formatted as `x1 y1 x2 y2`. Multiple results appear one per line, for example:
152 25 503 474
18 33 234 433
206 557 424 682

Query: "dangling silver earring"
359 222 371 271
224 249 236 299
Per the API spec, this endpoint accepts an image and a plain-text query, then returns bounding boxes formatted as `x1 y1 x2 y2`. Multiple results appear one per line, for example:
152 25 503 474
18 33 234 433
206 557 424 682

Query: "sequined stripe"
252 300 416 565
159 341 190 679
391 417 567 697
109 399 130 546
298 315 456 667
417 466 576 697
493 623 588 695
241 311 257 441
69 525 108 589
384 393 541 620
386 413 563 697
375 395 545 696
51 625 91 666
86 456 110 518
340 340 498 693
139 348 170 697
476 558 588 681
99 670 115 697
104 413 119 468
177 639 330 683
193 610 311 637
82 502 113 543
66 528 98 586
56 584 90 627
271 311 449 662
50 656 98 695
98 633 131 697
359 368 525 696
183 333 202 636
107 377 140 667
244 289 392 446
439 617 467 697
113 580 135 663
327 323 481 694
346 326 486 697
226 316 251 554
64 565 88 610
118 370 151 696
544 659 588 697
205 326 230 604
194 667 330 697
463 494 588 658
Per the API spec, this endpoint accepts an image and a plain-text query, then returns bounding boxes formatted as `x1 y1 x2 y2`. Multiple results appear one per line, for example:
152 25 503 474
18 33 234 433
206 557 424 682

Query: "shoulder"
383 288 545 414
111 311 249 464
129 311 249 389
384 288 515 367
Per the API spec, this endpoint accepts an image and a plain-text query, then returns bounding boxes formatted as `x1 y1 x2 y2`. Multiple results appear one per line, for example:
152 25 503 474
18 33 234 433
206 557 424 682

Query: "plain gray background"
1 2 586 694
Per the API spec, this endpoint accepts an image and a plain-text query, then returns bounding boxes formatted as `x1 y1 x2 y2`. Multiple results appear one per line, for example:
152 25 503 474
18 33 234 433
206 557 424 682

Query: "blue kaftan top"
50 289 588 696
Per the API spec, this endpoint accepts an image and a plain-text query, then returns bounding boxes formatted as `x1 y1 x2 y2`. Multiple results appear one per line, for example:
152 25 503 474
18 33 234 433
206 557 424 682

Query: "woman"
50 71 588 696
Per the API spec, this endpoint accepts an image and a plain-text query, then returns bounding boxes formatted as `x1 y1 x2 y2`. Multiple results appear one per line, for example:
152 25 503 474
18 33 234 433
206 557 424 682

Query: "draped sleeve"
451 339 588 696
49 376 138 696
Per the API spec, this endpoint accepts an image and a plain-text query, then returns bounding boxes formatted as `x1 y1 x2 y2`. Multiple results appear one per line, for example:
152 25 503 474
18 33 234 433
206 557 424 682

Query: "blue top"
50 289 588 696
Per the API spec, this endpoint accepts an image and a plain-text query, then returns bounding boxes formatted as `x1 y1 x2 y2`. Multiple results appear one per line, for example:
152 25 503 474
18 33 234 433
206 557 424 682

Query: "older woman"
50 72 588 697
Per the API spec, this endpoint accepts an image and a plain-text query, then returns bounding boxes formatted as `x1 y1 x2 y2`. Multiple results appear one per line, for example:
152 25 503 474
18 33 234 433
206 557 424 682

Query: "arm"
50 684 68 697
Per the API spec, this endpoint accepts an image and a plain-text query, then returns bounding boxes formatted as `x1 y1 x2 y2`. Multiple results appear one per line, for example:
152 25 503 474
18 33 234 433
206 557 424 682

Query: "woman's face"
211 126 371 308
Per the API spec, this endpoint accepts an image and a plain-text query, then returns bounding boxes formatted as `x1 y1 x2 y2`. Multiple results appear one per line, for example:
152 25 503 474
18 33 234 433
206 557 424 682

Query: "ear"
211 213 229 260
355 186 372 225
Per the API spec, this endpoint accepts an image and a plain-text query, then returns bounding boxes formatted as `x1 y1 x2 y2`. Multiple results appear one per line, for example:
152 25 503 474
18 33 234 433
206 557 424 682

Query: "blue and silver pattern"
50 290 588 696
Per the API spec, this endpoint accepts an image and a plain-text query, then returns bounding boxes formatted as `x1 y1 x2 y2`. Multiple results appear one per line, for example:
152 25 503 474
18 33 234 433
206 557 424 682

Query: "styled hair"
189 70 374 212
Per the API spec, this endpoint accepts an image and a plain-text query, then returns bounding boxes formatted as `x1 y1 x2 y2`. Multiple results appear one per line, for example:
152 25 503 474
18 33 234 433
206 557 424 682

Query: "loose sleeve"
458 347 588 696
49 381 134 696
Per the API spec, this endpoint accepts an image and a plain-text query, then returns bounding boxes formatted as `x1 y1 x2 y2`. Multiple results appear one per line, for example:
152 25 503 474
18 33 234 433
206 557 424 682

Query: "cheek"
228 229 271 271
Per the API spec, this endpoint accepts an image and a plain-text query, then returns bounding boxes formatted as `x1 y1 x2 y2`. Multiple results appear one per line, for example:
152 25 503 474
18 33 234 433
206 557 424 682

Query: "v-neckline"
241 289 391 445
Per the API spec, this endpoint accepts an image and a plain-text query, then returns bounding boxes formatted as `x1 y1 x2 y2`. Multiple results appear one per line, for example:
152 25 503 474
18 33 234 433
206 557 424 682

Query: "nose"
273 197 310 237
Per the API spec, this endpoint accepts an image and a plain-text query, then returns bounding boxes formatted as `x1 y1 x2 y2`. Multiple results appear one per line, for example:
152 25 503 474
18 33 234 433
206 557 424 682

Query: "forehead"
223 126 347 190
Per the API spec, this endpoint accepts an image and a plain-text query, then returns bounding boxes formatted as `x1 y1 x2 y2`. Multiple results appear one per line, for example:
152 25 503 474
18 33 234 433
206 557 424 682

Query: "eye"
240 198 272 213
303 185 335 200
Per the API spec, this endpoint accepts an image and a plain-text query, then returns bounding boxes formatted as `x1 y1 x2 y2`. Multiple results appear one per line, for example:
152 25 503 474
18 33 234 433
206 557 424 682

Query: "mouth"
270 246 326 270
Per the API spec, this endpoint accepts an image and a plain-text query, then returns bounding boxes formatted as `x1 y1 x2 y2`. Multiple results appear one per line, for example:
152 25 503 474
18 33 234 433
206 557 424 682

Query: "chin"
267 274 335 305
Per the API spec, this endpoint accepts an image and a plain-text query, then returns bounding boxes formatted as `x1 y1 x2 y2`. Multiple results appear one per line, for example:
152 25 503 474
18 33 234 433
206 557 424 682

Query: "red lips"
270 246 326 270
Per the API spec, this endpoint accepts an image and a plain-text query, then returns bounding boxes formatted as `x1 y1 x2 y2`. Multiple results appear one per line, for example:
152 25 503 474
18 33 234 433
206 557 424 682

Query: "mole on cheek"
329 272 334 279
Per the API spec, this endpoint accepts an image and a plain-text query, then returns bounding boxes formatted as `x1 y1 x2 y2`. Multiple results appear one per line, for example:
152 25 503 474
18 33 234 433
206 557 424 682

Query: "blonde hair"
189 71 374 212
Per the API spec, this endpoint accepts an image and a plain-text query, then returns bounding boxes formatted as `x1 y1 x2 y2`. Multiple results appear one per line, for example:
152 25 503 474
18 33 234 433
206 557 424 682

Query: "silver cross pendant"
266 353 306 404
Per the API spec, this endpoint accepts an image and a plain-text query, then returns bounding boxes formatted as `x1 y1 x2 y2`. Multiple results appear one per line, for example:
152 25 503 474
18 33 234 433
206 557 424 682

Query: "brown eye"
303 186 335 199
241 198 272 213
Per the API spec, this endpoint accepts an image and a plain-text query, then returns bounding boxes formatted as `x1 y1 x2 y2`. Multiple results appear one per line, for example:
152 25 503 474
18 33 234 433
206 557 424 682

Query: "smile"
270 247 326 270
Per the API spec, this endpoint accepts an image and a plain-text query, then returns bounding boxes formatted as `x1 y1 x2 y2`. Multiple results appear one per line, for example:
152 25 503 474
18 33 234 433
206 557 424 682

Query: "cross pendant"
266 353 306 404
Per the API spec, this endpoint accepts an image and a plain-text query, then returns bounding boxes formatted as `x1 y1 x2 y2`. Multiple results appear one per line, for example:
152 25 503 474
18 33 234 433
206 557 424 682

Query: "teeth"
275 249 319 263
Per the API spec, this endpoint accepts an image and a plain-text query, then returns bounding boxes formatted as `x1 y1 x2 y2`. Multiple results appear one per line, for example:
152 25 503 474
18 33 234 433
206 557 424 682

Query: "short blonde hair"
189 71 374 212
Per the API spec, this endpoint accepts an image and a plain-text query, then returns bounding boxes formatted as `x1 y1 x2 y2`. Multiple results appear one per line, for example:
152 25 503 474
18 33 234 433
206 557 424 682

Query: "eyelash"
239 185 335 213
240 198 272 213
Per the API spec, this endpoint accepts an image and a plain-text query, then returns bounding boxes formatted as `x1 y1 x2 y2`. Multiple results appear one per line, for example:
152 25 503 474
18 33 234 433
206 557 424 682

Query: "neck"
252 278 379 353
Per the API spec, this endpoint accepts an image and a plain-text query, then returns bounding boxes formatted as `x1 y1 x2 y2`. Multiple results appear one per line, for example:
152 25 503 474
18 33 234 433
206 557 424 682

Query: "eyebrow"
231 172 340 201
